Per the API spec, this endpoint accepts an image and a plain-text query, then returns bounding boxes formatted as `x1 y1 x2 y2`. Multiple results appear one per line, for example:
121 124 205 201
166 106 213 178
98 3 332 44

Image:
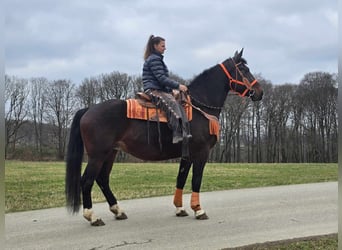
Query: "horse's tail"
65 108 88 214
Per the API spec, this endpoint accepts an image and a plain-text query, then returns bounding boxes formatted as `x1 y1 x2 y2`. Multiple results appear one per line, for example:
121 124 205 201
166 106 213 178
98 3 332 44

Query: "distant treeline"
5 70 337 163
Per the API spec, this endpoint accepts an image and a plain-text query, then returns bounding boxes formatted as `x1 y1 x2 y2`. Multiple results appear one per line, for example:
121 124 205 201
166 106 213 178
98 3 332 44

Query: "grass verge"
5 161 337 213
224 233 338 250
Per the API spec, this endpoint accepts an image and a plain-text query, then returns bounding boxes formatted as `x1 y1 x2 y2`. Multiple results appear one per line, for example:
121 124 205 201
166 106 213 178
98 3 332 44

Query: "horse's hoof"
91 219 105 226
196 213 209 220
195 210 209 220
116 212 128 220
176 210 189 217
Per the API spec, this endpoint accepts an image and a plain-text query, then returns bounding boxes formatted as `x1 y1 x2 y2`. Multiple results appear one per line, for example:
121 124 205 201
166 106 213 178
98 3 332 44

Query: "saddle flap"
126 99 167 122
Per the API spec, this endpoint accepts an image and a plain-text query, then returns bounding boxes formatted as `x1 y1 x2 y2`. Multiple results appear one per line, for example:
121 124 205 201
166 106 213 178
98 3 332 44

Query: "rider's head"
144 35 165 60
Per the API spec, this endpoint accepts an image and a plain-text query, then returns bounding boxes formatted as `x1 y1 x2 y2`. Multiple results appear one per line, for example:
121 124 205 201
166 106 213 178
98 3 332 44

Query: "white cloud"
4 0 338 85
275 14 302 27
324 9 338 29
193 42 241 62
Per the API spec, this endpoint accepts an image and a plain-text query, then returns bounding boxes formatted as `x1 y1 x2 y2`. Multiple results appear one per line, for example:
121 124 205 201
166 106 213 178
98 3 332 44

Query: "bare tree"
130 75 143 98
5 75 29 158
99 71 131 101
298 72 337 162
219 95 248 162
242 76 271 163
76 76 101 108
29 77 48 159
45 79 76 160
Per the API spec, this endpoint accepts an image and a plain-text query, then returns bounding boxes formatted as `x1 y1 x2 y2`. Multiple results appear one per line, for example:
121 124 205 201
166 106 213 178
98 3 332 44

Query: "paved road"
5 182 337 250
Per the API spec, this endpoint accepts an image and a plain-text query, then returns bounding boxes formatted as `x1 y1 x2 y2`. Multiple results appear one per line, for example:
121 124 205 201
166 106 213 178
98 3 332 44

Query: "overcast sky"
5 0 338 85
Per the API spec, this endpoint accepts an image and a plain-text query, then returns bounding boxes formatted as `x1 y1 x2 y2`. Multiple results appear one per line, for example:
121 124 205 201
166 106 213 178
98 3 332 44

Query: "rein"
188 93 222 110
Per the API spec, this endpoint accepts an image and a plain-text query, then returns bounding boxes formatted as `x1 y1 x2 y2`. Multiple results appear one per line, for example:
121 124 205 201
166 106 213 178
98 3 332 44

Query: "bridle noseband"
219 59 258 97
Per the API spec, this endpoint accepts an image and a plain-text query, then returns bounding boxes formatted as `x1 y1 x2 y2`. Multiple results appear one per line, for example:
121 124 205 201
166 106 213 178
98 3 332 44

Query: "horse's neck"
189 65 229 118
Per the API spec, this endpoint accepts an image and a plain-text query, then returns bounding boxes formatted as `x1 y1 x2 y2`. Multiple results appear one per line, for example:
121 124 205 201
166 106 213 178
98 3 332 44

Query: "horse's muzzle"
250 90 263 101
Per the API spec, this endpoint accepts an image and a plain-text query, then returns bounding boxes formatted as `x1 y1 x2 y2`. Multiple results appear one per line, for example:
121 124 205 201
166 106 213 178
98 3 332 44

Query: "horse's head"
220 49 263 101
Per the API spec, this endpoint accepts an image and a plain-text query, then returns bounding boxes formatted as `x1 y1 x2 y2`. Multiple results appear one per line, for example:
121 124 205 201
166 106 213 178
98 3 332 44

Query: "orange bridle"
219 60 258 97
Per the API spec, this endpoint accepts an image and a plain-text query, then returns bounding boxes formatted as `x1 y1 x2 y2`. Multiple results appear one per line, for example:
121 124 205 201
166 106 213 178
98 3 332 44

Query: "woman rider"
142 35 191 157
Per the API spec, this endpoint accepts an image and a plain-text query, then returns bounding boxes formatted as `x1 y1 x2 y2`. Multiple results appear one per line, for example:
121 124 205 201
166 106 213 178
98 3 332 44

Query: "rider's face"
154 41 166 54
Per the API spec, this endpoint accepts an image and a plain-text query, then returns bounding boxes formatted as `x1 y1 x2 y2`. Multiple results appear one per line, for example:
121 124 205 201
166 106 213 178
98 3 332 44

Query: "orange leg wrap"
173 188 183 207
191 192 201 211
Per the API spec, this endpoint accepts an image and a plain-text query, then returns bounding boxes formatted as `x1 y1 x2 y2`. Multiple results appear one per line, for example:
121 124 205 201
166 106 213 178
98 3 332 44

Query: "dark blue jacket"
142 52 179 92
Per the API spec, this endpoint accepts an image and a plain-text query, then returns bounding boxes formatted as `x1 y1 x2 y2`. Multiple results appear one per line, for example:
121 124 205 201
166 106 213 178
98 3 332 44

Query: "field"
5 161 337 213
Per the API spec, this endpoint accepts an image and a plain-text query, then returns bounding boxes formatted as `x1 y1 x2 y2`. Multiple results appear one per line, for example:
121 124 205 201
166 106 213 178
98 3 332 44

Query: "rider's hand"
179 84 188 92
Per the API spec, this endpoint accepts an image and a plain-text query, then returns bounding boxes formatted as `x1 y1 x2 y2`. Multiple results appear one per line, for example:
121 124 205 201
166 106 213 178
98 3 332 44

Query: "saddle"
126 91 192 123
126 92 220 140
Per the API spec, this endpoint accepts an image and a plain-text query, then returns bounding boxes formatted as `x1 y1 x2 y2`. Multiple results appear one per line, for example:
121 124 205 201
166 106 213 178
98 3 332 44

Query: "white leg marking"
110 204 124 217
175 206 185 215
195 209 205 217
83 208 100 223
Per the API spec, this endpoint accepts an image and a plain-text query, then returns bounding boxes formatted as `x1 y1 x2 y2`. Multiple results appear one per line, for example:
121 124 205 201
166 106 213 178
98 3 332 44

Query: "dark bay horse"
66 49 263 226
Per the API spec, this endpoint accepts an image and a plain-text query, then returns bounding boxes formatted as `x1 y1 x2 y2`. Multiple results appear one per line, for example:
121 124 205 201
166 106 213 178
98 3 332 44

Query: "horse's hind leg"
173 159 192 217
81 158 106 226
96 150 127 220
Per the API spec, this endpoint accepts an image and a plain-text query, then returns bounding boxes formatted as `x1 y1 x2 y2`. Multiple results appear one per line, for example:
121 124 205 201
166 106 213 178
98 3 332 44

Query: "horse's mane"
188 65 218 87
239 57 248 65
189 56 248 87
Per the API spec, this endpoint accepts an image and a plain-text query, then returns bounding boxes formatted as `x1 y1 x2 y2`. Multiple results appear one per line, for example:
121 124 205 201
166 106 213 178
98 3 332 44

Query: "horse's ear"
239 48 244 57
234 48 244 61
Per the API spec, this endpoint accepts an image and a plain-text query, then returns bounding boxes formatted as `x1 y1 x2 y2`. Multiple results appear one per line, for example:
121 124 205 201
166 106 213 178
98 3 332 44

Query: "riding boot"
180 121 191 160
182 120 192 140
179 91 192 141
181 136 190 160
172 127 183 144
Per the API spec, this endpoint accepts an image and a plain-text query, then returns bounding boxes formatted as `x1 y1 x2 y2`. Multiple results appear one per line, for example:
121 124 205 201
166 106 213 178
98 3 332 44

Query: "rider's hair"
143 35 165 60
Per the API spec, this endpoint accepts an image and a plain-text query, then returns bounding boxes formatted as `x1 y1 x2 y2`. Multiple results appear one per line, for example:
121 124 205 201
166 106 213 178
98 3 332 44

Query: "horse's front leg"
173 159 192 217
191 160 209 220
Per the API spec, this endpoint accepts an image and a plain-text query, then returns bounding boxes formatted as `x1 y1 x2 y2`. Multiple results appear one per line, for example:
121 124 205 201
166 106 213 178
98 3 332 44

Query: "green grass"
225 234 338 250
5 161 337 213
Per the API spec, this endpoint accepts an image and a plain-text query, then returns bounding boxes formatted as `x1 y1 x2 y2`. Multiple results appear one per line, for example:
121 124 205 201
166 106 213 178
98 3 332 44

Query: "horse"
65 49 263 226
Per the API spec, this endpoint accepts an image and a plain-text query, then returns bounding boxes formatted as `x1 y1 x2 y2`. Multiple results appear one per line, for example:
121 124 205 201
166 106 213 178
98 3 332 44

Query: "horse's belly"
115 140 180 161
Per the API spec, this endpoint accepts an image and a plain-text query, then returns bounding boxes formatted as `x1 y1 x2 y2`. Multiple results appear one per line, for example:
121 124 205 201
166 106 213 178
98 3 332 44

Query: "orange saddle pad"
126 98 219 140
126 98 192 123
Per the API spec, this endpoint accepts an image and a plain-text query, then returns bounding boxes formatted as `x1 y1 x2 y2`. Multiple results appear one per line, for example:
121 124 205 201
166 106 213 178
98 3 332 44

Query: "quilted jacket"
142 52 179 92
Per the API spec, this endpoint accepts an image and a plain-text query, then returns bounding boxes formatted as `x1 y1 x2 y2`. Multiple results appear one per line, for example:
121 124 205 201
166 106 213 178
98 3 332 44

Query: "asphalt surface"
5 182 337 250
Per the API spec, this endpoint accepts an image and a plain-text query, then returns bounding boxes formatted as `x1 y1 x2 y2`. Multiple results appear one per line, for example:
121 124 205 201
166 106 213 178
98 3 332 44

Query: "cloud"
192 42 241 64
4 0 338 85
